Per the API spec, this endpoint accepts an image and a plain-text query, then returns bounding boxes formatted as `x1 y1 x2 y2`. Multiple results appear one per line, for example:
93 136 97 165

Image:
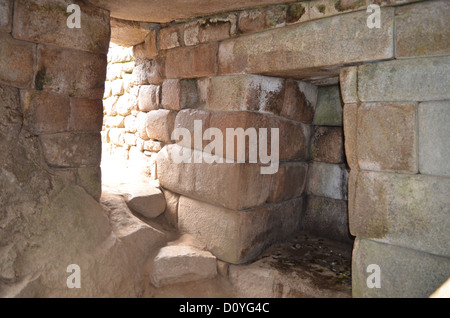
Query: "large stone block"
238 6 286 34
303 195 353 244
418 101 450 177
218 8 394 79
342 103 358 170
132 58 165 85
36 45 107 99
165 42 217 79
178 195 304 264
357 102 417 173
138 85 160 111
69 98 103 132
313 85 343 126
21 90 69 134
40 132 101 167
13 0 110 54
281 80 318 123
307 162 348 200
77 166 102 201
358 56 450 102
268 162 308 203
0 0 12 32
161 79 198 111
349 170 450 257
352 238 450 298
157 144 274 210
145 109 176 142
158 24 182 50
205 75 285 114
110 18 158 47
0 32 35 88
132 30 158 59
339 66 357 104
395 0 450 58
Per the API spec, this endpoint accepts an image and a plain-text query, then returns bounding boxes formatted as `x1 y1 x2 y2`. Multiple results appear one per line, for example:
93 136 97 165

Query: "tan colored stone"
0 32 35 88
307 162 348 200
21 90 69 134
350 171 450 257
40 132 101 167
115 94 138 116
13 0 110 54
161 79 199 111
357 102 417 173
124 115 137 133
103 96 118 116
339 66 358 104
124 133 137 146
111 79 124 96
145 109 177 142
110 17 158 47
135 112 149 140
109 128 125 146
219 8 394 79
206 75 285 114
159 24 182 50
117 184 166 218
178 195 303 264
268 162 308 203
157 145 274 210
132 30 158 59
77 166 102 201
161 188 179 229
342 103 358 170
165 42 217 79
281 80 318 123
138 85 160 111
150 244 217 287
69 98 103 132
132 57 165 85
36 45 106 99
143 140 164 152
311 126 344 164
395 0 450 58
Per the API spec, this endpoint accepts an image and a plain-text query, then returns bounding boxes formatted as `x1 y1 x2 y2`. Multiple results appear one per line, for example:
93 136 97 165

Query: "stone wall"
106 0 450 296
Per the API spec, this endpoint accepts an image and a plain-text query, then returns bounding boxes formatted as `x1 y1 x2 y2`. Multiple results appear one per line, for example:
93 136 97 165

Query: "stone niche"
1 0 449 298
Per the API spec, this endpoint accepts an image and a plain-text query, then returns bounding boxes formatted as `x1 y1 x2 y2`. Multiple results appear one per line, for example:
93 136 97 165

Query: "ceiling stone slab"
87 0 294 23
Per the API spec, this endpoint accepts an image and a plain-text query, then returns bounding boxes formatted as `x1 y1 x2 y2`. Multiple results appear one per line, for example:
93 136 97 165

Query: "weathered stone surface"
40 132 101 167
206 75 285 114
138 85 160 111
0 32 35 88
313 85 343 126
150 244 217 287
110 17 158 47
342 103 358 170
104 116 125 128
350 170 450 257
115 93 138 116
13 0 110 54
135 111 149 140
69 98 103 132
184 13 237 46
77 166 102 201
281 80 317 123
165 43 217 79
159 24 182 50
238 6 286 34
418 101 450 177
357 102 417 173
108 127 125 146
124 115 137 133
339 66 357 104
311 126 344 164
36 45 107 99
132 30 158 59
116 184 166 218
307 162 348 200
178 195 303 264
229 233 352 298
132 58 165 85
111 79 124 96
157 145 274 210
145 109 177 142
219 8 394 79
21 90 69 134
0 83 22 134
303 195 352 244
107 44 133 63
0 0 12 32
161 187 180 228
352 238 450 298
395 0 450 58
143 140 164 152
358 56 450 102
161 79 198 111
268 162 308 203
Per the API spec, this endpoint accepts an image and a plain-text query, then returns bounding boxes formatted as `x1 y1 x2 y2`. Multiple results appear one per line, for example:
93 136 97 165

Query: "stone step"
149 235 218 288
104 183 167 219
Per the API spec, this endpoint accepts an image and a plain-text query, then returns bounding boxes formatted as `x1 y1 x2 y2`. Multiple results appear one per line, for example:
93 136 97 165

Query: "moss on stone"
34 69 52 91
335 0 365 12
286 3 305 23
317 5 326 14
